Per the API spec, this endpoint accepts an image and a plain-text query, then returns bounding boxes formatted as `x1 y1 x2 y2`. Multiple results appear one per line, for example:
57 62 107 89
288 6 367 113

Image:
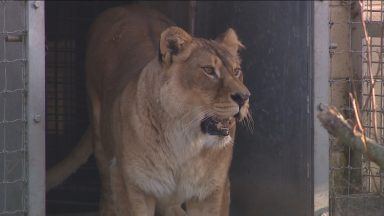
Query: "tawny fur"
47 5 250 216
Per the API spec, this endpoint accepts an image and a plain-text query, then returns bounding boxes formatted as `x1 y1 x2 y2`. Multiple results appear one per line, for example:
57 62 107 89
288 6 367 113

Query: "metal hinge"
5 35 23 42
307 162 311 179
329 42 338 57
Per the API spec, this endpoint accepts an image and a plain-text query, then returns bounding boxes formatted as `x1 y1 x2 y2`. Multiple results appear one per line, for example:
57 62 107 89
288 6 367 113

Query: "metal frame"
26 1 45 215
313 1 330 216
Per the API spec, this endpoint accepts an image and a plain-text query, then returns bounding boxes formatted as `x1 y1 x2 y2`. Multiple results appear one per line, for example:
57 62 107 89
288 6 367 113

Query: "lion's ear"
159 26 192 65
215 28 245 55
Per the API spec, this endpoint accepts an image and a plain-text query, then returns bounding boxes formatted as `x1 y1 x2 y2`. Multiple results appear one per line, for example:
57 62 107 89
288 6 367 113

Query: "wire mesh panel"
45 2 101 213
329 0 384 215
0 1 27 215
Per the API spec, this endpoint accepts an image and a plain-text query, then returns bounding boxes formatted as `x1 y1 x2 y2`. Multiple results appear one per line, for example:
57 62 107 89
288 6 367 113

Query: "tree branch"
317 104 384 168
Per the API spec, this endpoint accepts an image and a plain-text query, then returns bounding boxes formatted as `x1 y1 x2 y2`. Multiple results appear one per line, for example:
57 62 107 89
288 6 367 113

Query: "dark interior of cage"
45 1 312 215
44 1 236 214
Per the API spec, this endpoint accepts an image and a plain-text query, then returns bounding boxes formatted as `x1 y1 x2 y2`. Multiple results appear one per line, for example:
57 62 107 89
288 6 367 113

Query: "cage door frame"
313 1 330 216
26 1 45 215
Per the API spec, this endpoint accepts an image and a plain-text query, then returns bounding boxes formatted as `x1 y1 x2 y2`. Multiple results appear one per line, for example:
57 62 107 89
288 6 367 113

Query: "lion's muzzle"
231 92 250 108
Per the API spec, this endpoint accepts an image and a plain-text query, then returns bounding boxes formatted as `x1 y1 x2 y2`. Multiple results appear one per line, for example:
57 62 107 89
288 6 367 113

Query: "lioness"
47 5 251 216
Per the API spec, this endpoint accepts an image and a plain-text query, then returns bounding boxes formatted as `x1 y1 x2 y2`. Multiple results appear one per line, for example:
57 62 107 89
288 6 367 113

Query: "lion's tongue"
216 119 230 134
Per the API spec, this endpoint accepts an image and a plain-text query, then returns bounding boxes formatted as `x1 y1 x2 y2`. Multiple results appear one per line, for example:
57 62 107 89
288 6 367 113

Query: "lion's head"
157 26 251 141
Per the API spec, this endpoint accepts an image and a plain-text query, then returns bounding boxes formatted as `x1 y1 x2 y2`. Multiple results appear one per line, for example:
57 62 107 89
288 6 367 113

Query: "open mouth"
201 116 236 136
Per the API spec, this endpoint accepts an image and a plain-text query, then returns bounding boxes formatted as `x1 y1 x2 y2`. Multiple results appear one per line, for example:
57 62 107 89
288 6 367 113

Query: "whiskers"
239 105 255 134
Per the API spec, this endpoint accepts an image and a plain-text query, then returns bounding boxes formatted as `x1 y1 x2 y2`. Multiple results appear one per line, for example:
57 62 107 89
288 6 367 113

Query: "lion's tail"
46 127 93 191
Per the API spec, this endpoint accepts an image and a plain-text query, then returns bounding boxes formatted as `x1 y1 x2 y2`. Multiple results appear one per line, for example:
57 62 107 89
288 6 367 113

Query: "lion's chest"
174 158 217 201
145 158 217 203
131 134 226 203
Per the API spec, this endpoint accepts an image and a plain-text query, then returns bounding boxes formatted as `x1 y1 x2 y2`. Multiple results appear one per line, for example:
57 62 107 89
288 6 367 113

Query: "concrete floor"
50 213 98 216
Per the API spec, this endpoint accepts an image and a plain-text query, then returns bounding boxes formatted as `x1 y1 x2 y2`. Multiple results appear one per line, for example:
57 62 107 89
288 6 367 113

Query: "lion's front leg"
111 163 156 216
186 178 230 216
109 161 130 216
94 138 115 216
156 203 187 216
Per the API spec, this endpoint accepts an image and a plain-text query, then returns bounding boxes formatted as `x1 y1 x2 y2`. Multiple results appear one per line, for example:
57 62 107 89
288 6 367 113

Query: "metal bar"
26 1 45 216
188 0 196 36
313 1 330 215
5 35 23 42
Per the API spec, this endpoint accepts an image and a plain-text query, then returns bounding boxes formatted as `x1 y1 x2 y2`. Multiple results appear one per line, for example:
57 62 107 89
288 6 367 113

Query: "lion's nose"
231 92 250 107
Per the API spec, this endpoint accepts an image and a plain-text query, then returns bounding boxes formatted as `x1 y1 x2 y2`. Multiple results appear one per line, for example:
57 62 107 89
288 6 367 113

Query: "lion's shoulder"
86 4 174 100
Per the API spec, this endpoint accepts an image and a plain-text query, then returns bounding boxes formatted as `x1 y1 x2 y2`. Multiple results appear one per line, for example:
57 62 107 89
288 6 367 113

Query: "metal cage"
0 1 45 216
0 1 28 214
329 0 384 215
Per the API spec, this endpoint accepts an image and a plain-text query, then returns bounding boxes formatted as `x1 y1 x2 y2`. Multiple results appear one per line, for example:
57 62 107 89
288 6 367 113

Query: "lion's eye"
234 68 242 78
201 66 216 78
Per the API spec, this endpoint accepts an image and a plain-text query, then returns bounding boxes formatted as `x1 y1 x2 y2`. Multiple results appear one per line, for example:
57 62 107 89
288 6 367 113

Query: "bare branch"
317 104 384 168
